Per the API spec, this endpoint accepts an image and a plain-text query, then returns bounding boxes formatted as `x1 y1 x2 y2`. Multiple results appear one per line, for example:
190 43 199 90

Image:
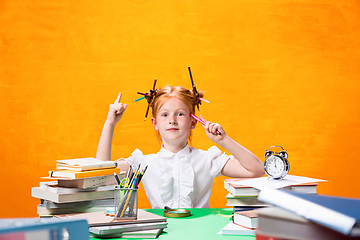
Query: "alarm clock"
264 146 289 179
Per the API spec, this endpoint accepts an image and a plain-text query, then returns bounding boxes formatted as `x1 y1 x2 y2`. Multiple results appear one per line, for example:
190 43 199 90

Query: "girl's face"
151 97 196 148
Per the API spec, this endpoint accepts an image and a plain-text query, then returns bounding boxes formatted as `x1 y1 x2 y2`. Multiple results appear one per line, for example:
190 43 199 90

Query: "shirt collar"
158 143 191 159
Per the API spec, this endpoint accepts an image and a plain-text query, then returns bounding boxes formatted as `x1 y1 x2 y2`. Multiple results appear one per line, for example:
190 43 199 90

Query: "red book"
256 233 288 240
233 210 258 230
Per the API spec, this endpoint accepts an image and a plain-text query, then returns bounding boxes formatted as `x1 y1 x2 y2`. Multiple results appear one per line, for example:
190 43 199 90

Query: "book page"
237 175 326 190
57 158 115 166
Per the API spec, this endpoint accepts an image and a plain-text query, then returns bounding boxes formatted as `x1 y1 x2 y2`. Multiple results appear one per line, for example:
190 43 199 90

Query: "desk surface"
90 208 255 240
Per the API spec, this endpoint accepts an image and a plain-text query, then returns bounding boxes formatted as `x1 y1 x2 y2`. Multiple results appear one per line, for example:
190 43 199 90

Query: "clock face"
264 155 287 179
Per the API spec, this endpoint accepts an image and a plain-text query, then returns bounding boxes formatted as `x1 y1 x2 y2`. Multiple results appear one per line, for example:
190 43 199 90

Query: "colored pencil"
190 113 221 135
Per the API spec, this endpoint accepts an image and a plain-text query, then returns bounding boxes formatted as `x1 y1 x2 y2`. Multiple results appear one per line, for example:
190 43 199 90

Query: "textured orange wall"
1 0 359 218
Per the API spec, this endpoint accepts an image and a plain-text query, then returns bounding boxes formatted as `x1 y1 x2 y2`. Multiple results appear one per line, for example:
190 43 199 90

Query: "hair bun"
144 89 158 105
190 88 204 111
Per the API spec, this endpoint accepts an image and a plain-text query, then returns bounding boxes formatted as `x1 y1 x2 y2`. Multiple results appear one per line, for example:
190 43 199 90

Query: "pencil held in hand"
190 113 221 135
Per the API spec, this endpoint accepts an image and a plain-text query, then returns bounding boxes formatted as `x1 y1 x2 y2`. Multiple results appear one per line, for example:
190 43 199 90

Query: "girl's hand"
106 92 127 126
199 115 226 143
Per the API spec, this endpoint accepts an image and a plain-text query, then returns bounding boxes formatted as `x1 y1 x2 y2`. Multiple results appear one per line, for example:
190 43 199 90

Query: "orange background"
1 0 359 218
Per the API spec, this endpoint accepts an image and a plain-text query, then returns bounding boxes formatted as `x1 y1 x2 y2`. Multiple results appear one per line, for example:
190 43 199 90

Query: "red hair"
151 86 204 144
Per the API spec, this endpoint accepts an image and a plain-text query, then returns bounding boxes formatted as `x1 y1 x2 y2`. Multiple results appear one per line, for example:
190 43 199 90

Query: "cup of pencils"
113 164 147 220
114 186 138 220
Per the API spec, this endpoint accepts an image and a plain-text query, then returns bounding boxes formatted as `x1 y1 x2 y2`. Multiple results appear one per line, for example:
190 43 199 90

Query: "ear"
190 118 197 130
151 117 158 131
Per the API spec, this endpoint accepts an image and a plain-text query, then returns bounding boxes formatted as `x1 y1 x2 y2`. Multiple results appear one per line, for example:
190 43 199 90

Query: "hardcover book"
258 188 360 236
56 157 117 171
226 193 269 207
55 209 167 227
233 210 258 230
89 228 163 239
257 206 360 240
89 222 168 235
31 186 115 203
48 167 120 179
225 178 318 197
57 173 125 188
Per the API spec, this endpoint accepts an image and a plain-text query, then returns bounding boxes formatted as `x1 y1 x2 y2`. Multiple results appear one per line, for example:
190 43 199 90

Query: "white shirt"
125 144 230 209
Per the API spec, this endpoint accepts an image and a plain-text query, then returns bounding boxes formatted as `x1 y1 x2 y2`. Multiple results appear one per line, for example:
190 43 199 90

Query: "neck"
162 141 188 153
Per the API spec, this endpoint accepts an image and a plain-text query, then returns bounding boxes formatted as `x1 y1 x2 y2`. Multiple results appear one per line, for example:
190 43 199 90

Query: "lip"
166 128 179 131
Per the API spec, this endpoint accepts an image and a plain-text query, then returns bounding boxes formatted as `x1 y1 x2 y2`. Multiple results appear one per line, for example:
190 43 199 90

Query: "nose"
169 115 177 125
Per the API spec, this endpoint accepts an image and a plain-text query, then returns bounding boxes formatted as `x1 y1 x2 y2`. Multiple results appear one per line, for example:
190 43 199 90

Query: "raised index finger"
114 92 122 104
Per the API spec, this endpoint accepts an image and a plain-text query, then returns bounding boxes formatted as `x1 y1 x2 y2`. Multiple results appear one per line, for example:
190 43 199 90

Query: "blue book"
258 188 360 236
0 218 89 240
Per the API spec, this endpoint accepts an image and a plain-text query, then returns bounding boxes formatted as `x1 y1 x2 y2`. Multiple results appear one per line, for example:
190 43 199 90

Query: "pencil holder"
114 186 138 220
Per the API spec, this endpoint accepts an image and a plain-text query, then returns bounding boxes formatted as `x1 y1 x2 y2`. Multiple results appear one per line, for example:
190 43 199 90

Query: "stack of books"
224 177 318 212
31 157 125 217
220 175 322 237
256 188 360 240
55 209 168 239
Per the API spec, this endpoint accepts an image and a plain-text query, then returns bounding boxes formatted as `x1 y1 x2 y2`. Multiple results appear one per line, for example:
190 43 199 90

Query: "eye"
177 112 185 116
161 113 168 117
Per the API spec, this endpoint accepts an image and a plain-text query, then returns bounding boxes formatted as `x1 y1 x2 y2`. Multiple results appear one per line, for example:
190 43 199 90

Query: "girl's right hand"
106 92 127 126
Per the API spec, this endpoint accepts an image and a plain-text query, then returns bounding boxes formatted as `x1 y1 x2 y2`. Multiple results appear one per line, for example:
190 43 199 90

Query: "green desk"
91 208 255 240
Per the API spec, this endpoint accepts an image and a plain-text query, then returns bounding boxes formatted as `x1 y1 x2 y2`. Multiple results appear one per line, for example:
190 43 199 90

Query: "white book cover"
218 221 255 236
89 222 168 235
233 210 258 229
39 181 115 194
31 186 115 203
90 228 163 238
56 158 116 171
238 175 326 190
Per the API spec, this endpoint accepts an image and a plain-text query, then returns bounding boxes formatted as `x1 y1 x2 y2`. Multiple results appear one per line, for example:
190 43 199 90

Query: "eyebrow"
158 108 188 113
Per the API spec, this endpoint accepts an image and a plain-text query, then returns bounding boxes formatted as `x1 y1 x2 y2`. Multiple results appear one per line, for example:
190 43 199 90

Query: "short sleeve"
125 148 148 169
207 146 231 178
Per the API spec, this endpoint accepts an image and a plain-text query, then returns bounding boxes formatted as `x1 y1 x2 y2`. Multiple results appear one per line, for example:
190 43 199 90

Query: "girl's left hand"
199 115 226 142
